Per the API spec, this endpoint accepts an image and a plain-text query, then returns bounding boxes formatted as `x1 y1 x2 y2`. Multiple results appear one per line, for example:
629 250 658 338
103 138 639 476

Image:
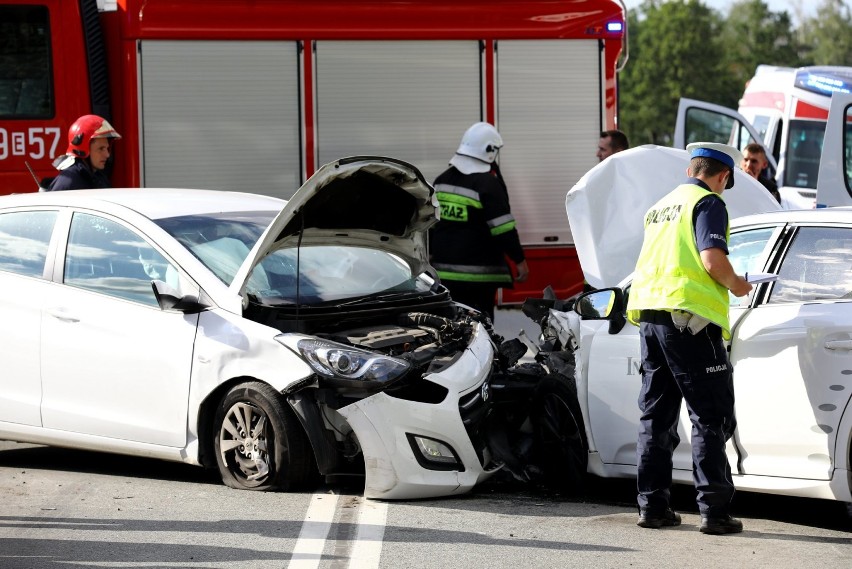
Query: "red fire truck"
0 0 626 301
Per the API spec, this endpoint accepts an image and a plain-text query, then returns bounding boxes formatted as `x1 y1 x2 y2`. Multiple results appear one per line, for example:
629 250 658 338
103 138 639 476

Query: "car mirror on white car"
574 288 627 334
151 280 211 314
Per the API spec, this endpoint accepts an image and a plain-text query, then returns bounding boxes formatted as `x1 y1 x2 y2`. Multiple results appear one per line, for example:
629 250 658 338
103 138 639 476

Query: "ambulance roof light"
794 68 852 97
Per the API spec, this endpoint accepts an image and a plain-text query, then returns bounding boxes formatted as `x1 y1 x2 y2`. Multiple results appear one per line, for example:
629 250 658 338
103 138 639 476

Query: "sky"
621 0 833 23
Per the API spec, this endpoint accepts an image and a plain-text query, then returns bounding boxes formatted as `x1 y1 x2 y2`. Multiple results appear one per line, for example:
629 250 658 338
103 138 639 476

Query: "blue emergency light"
794 68 852 96
607 21 624 33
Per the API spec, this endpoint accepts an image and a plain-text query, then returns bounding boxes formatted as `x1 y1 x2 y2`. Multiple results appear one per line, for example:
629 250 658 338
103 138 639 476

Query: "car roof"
0 188 286 219
733 206 852 227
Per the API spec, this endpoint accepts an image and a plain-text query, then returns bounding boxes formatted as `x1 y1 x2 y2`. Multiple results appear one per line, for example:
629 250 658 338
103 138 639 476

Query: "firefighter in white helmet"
429 122 529 320
47 114 121 191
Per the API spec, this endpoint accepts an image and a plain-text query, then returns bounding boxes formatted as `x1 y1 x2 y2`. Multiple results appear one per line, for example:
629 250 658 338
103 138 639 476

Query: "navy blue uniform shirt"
687 177 729 254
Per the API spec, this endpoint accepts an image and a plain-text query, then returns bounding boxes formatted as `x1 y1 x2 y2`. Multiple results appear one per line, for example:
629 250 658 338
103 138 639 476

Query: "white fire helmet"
450 122 503 174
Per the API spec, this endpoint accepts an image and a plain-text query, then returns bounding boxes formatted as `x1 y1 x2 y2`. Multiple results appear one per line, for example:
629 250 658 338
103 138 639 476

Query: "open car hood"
234 156 438 297
566 145 782 289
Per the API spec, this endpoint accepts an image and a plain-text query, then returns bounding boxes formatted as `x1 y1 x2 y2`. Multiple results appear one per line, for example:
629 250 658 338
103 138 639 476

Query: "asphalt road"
0 440 849 569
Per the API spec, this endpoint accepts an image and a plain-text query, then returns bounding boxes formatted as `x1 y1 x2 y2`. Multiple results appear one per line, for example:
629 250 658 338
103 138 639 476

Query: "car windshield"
784 119 825 189
248 245 428 304
154 209 427 303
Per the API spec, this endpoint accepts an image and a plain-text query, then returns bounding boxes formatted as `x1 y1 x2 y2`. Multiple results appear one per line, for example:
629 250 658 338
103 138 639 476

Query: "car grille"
458 381 491 467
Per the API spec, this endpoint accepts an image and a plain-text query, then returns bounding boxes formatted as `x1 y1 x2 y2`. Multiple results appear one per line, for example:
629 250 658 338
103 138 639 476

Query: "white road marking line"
287 492 340 569
347 498 388 569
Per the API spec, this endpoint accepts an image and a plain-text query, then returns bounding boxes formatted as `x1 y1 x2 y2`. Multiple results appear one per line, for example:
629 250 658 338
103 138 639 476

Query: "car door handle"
47 308 80 323
825 340 852 351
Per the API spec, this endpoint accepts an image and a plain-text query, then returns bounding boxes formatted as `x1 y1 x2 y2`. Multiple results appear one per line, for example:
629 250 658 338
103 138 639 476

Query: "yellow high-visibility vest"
626 184 731 338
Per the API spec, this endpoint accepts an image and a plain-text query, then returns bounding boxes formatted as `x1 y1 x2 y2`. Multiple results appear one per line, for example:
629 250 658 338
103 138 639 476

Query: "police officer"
430 122 528 321
625 142 752 535
47 114 121 191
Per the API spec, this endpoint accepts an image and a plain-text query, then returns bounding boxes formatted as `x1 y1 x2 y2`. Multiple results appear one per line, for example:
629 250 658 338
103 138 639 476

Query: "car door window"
684 107 758 150
0 210 57 277
64 212 175 306
768 226 852 304
727 226 777 307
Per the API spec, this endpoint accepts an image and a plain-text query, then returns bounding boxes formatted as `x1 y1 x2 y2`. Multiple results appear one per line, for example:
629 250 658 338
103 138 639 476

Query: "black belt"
639 310 672 325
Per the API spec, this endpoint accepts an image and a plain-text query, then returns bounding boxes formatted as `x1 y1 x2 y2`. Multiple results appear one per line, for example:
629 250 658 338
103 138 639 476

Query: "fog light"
407 434 464 472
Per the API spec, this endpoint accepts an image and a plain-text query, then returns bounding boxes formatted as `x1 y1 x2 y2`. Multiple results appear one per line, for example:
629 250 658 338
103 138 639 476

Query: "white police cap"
686 142 742 170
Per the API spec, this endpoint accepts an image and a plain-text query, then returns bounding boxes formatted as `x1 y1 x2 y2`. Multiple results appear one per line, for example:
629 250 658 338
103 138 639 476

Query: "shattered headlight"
276 335 411 387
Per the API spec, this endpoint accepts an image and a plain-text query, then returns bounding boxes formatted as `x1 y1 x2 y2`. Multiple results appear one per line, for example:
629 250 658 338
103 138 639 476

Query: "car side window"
64 213 176 307
768 226 852 304
0 210 57 277
727 226 777 307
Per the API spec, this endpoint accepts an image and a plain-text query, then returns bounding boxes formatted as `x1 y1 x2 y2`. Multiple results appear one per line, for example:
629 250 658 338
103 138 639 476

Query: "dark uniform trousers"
636 310 737 518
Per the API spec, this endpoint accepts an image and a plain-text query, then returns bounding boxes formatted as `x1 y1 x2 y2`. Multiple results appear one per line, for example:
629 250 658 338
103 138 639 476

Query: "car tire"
214 381 314 491
531 372 588 492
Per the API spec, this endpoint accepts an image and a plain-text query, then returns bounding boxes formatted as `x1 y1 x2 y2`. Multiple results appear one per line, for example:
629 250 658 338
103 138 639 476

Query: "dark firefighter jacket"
47 160 111 191
429 165 525 285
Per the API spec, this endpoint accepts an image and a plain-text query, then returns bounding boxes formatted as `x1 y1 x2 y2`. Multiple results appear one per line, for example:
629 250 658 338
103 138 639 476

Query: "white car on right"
527 93 852 505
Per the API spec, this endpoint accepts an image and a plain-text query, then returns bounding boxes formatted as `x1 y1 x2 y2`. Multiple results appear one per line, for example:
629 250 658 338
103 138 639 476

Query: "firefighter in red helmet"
47 114 121 191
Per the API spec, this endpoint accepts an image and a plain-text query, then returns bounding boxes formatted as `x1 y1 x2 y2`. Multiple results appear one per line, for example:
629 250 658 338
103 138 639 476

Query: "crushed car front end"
265 301 530 499
332 317 499 499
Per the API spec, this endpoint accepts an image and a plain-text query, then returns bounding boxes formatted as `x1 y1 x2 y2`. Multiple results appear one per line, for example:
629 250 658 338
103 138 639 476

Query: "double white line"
287 491 388 568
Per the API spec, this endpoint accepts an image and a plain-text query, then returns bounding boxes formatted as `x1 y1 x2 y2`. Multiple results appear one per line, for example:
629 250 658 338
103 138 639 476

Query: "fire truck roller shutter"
139 40 302 197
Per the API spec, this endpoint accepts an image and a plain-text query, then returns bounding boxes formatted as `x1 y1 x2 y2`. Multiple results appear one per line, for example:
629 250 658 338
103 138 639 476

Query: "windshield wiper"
332 290 424 307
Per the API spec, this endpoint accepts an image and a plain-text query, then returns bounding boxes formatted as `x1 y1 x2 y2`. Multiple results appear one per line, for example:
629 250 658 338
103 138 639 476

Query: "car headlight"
276 335 411 386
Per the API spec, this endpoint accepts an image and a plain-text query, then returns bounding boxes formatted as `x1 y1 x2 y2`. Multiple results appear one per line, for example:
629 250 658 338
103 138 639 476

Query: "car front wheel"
214 381 313 491
531 373 589 492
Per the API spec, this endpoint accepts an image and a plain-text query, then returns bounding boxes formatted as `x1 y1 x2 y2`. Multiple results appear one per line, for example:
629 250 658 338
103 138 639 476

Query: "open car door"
815 93 852 208
674 98 777 175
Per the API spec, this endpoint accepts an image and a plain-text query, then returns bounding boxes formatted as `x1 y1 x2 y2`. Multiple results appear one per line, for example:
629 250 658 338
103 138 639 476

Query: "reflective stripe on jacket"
432 262 513 283
429 165 524 285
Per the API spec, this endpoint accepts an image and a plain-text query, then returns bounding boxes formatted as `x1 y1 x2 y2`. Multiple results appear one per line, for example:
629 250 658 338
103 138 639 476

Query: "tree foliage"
618 0 852 146
799 0 852 65
722 1 804 89
620 0 730 145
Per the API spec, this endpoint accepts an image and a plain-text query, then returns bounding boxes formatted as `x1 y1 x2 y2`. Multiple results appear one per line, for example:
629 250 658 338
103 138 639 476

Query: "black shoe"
637 508 682 529
700 515 743 535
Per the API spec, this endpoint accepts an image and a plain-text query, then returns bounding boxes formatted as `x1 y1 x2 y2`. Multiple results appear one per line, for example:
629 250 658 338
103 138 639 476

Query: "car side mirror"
152 280 210 314
573 288 626 334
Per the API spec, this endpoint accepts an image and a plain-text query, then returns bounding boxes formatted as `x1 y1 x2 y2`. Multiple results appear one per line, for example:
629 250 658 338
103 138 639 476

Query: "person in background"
582 128 630 291
741 142 781 203
626 142 752 535
596 129 630 162
430 122 529 321
47 114 121 191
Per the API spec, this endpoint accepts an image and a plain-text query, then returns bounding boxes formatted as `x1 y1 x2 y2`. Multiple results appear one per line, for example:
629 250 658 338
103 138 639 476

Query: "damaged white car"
0 156 574 499
522 95 852 506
